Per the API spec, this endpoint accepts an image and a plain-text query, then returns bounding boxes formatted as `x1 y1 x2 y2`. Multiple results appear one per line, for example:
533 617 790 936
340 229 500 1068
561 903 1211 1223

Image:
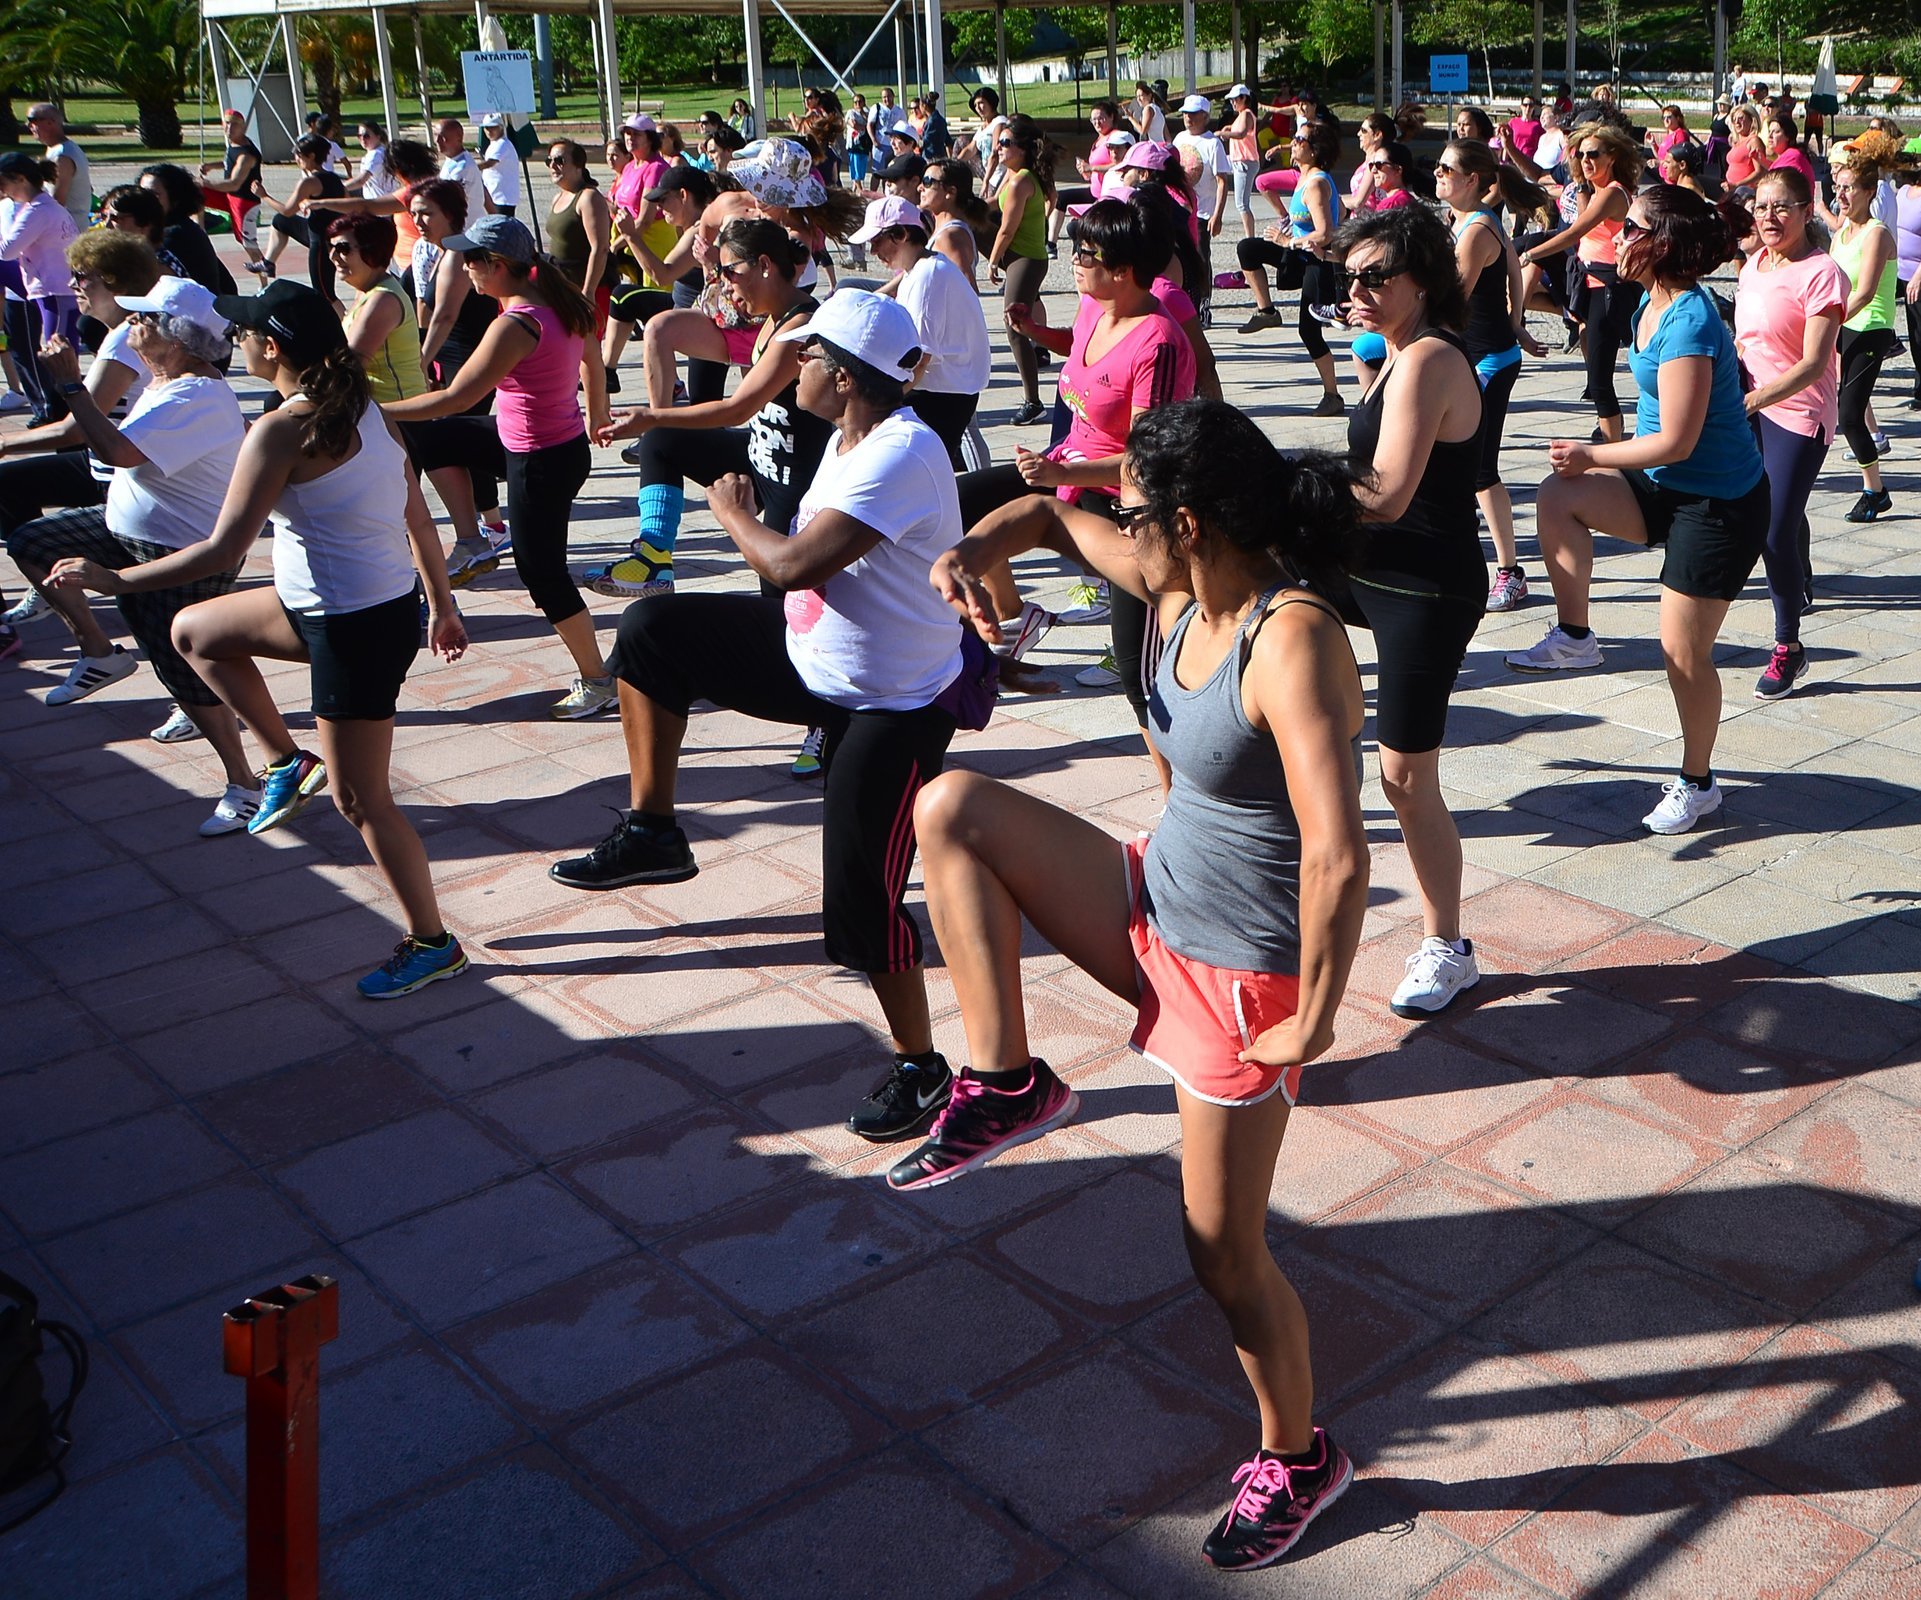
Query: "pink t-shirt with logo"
496 303 586 453
1734 248 1847 438
1051 295 1197 498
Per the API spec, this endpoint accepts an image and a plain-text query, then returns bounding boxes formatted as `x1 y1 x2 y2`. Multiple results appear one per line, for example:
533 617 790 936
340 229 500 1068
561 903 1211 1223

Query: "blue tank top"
1142 589 1361 972
1288 171 1340 240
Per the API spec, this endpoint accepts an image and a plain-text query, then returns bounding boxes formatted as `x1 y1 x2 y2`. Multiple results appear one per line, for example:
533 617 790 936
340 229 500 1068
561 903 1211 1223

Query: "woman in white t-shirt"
345 121 399 198
858 196 991 465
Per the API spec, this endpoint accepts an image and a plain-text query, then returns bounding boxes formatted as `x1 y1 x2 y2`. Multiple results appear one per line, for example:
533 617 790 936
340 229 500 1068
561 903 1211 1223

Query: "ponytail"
296 346 373 461
528 250 598 338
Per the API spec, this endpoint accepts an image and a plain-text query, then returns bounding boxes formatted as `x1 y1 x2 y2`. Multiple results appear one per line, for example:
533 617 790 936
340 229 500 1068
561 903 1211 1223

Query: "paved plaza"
1 196 1919 1598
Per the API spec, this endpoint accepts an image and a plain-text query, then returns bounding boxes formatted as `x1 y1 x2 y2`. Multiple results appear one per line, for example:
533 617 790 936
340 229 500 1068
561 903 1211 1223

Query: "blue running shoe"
357 934 469 1000
248 750 328 835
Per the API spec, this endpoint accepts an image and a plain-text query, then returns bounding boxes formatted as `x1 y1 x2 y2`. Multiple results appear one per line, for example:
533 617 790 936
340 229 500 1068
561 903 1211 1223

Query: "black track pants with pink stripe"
608 592 957 973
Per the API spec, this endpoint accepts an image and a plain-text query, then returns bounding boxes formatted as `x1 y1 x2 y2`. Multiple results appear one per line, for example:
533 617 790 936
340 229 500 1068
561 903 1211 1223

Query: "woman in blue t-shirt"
1506 185 1770 837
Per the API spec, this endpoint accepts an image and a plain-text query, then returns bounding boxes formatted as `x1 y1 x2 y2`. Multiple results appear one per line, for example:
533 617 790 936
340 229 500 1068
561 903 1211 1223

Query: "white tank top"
270 399 418 615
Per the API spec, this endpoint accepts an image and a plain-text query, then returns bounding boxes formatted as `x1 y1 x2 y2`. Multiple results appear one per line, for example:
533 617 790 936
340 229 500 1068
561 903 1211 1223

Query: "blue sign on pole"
1430 54 1471 95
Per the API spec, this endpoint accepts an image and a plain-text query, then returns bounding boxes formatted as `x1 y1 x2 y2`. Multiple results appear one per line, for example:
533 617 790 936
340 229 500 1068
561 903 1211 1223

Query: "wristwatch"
59 380 86 395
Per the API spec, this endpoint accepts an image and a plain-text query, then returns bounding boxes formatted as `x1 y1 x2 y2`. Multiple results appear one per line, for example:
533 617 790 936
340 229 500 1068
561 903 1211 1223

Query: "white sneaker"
2 589 48 625
1643 777 1722 835
446 540 499 589
0 390 28 414
1057 580 1110 625
1505 625 1603 674
200 783 263 837
482 519 512 555
1076 653 1124 689
993 600 1057 662
550 675 618 720
1389 936 1481 1018
46 645 138 705
150 706 202 743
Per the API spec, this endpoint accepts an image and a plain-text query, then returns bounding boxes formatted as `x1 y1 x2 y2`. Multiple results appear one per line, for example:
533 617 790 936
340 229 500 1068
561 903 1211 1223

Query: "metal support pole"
533 13 556 118
1106 2 1119 98
1231 1 1242 89
893 10 906 105
1182 0 1197 97
223 1275 339 1600
598 0 621 121
413 13 435 126
1712 5 1727 99
995 1 1009 106
280 14 308 125
1390 0 1403 113
1565 0 1576 95
924 0 943 111
1372 3 1385 112
1532 0 1544 100
207 22 233 111
372 8 401 138
743 0 766 131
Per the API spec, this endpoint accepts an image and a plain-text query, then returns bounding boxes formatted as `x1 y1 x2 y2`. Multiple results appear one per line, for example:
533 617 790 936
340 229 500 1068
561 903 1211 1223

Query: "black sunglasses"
1348 264 1409 291
1111 502 1154 533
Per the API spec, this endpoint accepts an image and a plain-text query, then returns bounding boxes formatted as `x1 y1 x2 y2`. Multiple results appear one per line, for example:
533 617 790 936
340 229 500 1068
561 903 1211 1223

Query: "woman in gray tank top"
899 398 1372 1573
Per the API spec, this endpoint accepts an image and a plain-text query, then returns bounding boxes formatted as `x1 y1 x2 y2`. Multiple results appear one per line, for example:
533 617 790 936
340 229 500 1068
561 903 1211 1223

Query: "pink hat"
1119 140 1175 171
623 113 658 134
849 194 927 242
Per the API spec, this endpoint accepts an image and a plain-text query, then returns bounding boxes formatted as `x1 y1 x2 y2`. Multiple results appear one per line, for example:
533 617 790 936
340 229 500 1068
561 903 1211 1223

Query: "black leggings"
1755 414 1829 645
1236 238 1334 363
907 389 979 469
1904 279 1921 404
0 449 101 541
607 279 727 404
1838 326 1897 466
270 211 337 306
1474 358 1520 491
3 295 60 422
1582 264 1639 421
608 592 957 973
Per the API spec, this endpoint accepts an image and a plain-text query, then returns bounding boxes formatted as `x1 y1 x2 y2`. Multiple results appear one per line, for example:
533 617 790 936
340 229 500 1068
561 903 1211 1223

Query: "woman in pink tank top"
385 215 620 720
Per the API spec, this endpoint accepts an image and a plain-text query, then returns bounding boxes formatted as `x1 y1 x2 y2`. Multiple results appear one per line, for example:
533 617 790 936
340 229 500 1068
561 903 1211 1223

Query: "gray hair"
149 313 229 364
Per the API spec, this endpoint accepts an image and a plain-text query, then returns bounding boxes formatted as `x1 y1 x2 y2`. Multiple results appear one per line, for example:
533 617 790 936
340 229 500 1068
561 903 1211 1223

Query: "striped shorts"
7 508 241 706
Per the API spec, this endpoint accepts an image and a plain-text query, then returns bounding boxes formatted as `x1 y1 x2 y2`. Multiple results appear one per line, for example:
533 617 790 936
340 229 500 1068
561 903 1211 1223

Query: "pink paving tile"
564 947 766 1032
133 992 359 1096
925 1339 1247 1550
1449 1090 1728 1223
246 900 416 986
883 1124 1126 1238
1545 926 1743 1015
640 986 878 1094
735 1044 915 1167
1472 1240 1783 1423
1615 1154 1916 1317
1308 1031 1557 1155
1059 1053 1182 1157
1703 973 1921 1071
1817 1546 1921 1600
1575 1028 1841 1151
421 754 591 809
1267 1112 1425 1232
197 858 387 938
560 1340 891 1547
1293 1165 1602 1326
192 1042 440 1165
433 854 602 937
79 943 288 1041
1892 1494 1921 1555
687 1443 1062 1600
1461 879 1636 967
272 1108 528 1238
1019 751 1165 813
1450 978 1675 1078
1661 1324 1921 1535
1 1107 241 1239
470 1048 702 1160
1807 1242 1921 1377
387 988 617 1092
8 989 107 1070
784 1252 1093 1428
6 858 174 936
1332 1335 1644 1549
27 896 233 986
987 1167 1193 1323
473 893 683 975
1749 1081 1921 1219
1084 1474 1473 1599
1488 1428 1874 1600
558 1102 812 1241
444 1253 753 1428
0 1048 165 1155
664 1175 944 1320
1421 1555 1562 1599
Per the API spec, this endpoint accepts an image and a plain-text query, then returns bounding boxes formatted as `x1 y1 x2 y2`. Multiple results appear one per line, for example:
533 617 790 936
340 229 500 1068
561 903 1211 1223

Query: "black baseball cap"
874 152 927 184
212 279 345 368
643 166 708 203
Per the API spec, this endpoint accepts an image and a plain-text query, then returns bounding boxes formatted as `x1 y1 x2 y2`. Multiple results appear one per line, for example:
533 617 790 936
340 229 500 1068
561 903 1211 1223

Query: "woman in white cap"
858 196 990 467
476 113 521 219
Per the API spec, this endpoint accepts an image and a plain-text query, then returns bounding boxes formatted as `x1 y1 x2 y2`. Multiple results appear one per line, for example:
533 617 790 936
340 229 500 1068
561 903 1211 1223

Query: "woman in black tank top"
1335 204 1488 1023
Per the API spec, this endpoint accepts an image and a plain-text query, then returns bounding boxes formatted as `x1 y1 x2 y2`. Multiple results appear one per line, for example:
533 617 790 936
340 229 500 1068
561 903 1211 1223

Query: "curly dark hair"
1293 120 1341 170
1617 184 1750 285
1331 204 1468 331
1125 397 1364 588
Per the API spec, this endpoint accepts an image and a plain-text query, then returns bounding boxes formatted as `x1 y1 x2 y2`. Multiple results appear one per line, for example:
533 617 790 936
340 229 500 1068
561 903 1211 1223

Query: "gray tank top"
1141 588 1358 972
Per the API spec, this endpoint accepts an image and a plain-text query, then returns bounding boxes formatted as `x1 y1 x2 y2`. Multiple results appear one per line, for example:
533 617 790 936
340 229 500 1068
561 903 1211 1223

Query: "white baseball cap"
849 194 927 243
1181 93 1212 115
1229 83 1251 99
116 276 229 342
480 112 503 127
775 287 922 378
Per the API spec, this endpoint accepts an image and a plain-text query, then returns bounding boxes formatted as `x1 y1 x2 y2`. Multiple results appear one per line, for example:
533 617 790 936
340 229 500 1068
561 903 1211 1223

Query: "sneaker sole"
1206 1453 1356 1571
359 950 470 1000
249 768 330 835
1389 968 1480 1019
1646 799 1722 836
886 1089 1080 1191
587 578 674 599
791 759 823 779
1753 675 1805 701
549 697 620 721
547 858 699 890
1504 655 1603 674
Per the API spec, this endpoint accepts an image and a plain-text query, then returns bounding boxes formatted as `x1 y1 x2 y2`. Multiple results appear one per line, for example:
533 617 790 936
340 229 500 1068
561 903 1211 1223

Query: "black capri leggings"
0 449 102 541
270 211 337 306
1581 263 1640 421
1838 326 1897 466
1234 239 1335 362
1474 358 1521 492
906 390 979 470
608 592 957 973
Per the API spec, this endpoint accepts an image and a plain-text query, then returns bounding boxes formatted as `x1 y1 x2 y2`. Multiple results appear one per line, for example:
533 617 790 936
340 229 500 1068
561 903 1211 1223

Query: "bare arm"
418 247 471 368
1564 354 1712 473
384 313 538 420
706 476 883 591
579 188 613 304
931 493 1156 634
599 333 803 439
324 192 408 217
50 153 75 207
1523 183 1628 261
0 355 140 458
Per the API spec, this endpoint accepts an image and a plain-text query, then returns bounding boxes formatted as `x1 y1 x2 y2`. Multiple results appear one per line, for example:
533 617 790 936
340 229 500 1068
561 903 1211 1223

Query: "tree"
1731 0 1822 83
1293 0 1373 82
1413 0 1531 102
0 0 55 144
50 0 198 147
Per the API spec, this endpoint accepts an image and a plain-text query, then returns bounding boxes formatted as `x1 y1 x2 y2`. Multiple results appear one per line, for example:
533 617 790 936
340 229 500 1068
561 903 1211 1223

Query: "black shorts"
283 586 421 721
1346 578 1485 756
1624 467 1771 602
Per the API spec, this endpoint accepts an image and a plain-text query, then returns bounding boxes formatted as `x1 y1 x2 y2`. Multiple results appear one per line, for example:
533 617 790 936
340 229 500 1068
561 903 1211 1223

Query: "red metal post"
222 1274 339 1600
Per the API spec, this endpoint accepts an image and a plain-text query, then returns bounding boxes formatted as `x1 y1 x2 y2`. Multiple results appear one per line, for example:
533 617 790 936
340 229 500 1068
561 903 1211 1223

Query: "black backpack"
0 1269 87 1533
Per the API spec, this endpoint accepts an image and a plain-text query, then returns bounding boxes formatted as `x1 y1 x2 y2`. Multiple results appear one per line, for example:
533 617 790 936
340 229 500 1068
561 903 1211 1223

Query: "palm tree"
0 0 55 144
52 0 199 148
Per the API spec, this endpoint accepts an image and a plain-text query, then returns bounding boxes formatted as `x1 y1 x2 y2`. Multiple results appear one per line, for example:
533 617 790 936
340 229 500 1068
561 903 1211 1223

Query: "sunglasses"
1578 149 1606 161
1111 502 1154 533
1348 264 1408 291
326 239 354 256
1070 244 1107 266
715 259 754 281
996 138 1019 148
1620 217 1648 238
1435 161 1467 175
546 155 570 167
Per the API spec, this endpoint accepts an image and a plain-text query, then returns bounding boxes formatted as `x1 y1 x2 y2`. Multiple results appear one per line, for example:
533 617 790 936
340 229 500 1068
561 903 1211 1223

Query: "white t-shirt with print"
87 319 152 486
783 410 964 710
106 376 245 550
898 252 991 395
1173 130 1232 220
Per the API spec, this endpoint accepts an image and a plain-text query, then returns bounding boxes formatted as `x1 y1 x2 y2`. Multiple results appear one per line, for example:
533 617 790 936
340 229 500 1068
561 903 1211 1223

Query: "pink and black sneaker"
885 1059 1078 1190
1202 1428 1354 1571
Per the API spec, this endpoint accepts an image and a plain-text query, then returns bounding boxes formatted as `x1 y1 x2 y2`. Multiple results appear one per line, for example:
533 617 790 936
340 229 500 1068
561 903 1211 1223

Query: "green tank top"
348 276 425 403
545 186 600 290
1833 219 1896 333
998 173 1048 262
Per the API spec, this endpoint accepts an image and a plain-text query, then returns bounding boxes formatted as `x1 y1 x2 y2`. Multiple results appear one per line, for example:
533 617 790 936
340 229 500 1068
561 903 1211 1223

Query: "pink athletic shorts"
722 322 760 366
1123 835 1303 1107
